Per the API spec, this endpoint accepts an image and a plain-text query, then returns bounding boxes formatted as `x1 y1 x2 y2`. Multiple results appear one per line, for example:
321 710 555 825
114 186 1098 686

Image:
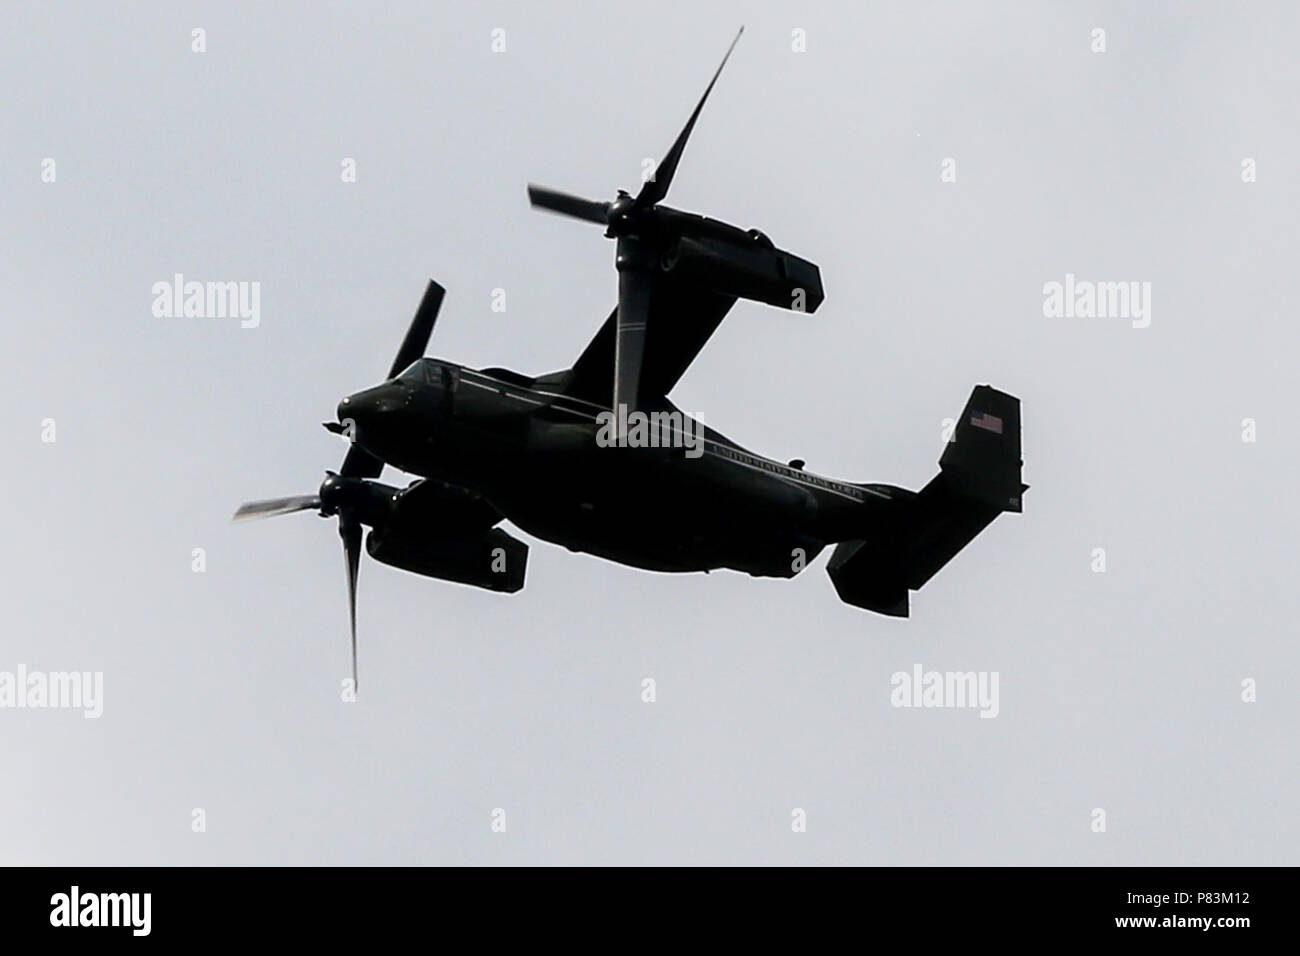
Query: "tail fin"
827 386 1026 617
938 385 1024 513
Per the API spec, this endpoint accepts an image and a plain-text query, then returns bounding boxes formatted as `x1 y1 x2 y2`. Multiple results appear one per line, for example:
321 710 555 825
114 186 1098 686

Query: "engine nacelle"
666 234 824 313
366 527 527 593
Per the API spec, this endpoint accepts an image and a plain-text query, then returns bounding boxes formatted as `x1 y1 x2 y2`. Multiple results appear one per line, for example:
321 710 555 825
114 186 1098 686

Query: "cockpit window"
395 359 435 384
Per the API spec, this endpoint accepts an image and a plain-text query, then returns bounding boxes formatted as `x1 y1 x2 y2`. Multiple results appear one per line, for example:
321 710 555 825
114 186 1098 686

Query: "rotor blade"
339 514 362 691
232 495 321 522
613 238 652 420
635 26 743 209
386 279 446 380
527 184 610 224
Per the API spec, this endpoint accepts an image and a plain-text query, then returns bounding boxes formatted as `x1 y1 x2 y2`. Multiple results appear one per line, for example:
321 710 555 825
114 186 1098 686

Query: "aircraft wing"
562 274 738 406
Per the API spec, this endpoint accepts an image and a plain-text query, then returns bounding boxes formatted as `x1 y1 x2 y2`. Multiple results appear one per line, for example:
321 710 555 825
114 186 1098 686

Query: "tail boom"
827 386 1026 617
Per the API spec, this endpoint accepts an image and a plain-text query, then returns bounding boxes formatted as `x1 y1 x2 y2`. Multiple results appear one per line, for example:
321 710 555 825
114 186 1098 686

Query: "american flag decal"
970 412 1003 434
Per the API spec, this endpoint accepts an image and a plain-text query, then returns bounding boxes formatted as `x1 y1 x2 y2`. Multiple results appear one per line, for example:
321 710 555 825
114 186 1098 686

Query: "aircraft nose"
337 383 405 431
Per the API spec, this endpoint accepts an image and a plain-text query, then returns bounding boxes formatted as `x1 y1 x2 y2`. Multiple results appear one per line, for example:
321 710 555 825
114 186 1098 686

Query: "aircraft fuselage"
338 359 896 577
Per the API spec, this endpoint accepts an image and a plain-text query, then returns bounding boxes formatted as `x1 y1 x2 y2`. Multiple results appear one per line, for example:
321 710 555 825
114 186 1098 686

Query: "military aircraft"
234 29 1027 685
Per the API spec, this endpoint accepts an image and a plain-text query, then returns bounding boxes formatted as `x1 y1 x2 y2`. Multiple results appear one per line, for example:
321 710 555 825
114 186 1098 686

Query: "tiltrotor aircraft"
235 29 1027 684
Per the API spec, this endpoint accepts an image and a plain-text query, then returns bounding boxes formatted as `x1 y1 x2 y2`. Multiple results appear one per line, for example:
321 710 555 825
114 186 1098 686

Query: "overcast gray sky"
3 0 1297 865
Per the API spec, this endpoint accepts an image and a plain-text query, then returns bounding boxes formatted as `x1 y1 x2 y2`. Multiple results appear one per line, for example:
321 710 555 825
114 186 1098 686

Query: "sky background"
3 0 1297 865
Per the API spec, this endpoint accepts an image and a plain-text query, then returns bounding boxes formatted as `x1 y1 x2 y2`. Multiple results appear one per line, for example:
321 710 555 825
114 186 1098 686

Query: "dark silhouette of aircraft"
234 29 1026 685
